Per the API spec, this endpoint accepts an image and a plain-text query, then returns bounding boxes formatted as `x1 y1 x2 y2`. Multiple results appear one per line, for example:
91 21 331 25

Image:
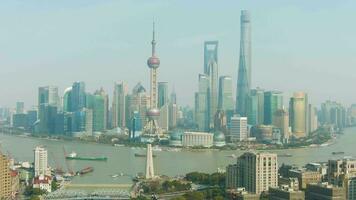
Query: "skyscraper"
86 88 107 132
38 86 60 134
145 144 155 179
169 88 178 129
195 74 210 131
289 92 308 138
38 86 60 108
236 10 252 117
16 102 24 114
247 87 264 125
34 146 50 177
63 87 72 112
273 108 290 143
158 82 168 109
218 76 234 112
71 81 86 112
264 91 283 125
128 83 149 132
207 59 218 128
112 81 127 129
204 41 218 74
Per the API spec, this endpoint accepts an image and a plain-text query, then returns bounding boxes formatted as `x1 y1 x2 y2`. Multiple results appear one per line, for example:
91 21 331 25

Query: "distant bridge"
45 184 132 200
63 183 132 189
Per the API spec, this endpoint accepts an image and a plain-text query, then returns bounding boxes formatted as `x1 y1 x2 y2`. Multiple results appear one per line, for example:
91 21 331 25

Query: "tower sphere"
147 56 160 69
147 108 160 120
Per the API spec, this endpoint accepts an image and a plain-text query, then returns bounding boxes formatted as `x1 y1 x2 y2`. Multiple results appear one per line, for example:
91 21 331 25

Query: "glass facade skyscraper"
218 76 234 112
71 81 86 112
247 87 264 125
204 41 218 75
195 74 209 131
158 82 168 108
264 91 283 125
236 10 251 117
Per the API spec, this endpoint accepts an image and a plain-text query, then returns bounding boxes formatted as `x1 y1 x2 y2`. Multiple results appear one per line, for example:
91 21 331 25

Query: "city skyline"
1 1 356 108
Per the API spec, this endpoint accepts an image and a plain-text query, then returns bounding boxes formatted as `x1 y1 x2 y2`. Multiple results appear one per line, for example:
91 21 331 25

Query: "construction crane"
50 151 63 175
63 146 74 176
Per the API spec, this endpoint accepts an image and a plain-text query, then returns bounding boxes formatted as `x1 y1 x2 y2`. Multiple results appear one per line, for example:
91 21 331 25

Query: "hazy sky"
1 0 356 109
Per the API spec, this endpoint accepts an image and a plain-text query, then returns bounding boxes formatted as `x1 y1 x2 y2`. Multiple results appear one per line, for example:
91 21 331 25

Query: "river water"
1 127 355 184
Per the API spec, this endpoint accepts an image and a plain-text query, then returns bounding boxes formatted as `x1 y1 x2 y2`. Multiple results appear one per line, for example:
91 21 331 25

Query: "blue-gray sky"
1 0 356 108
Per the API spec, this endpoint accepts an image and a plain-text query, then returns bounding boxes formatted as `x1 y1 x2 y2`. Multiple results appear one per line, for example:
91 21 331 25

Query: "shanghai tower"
236 10 251 117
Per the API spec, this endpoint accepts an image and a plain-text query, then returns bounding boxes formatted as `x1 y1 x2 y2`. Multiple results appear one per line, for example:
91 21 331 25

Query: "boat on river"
332 151 344 155
65 152 107 161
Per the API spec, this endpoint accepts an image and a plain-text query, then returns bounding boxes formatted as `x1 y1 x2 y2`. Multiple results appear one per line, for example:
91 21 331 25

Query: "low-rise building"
182 132 213 147
279 177 299 191
305 183 345 200
227 188 261 200
33 175 52 193
269 185 305 200
328 158 356 186
288 169 322 190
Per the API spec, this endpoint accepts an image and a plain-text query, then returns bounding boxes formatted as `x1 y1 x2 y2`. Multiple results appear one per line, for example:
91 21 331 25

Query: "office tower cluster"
7 22 179 139
195 41 234 133
192 10 355 145
4 12 355 144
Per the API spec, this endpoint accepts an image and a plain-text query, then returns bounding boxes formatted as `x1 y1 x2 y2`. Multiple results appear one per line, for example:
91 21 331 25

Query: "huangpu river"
1 127 355 184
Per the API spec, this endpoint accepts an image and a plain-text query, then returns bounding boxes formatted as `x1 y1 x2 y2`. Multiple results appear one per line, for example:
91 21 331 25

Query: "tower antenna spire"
151 20 156 56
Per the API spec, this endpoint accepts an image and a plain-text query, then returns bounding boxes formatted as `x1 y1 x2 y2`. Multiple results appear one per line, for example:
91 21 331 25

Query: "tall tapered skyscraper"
236 10 251 116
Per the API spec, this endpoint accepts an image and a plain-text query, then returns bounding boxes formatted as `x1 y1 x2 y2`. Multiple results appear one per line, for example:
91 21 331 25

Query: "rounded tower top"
147 21 160 69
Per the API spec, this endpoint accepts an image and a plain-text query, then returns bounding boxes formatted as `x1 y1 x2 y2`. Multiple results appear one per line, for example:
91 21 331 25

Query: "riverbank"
0 125 345 152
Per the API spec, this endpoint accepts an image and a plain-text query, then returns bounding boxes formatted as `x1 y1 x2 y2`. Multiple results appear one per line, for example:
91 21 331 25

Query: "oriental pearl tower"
144 22 161 136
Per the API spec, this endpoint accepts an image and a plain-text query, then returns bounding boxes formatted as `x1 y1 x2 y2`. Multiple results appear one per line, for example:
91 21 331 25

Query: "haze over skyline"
1 0 356 108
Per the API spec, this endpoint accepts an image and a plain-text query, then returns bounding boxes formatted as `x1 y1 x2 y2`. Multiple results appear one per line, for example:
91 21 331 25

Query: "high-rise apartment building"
0 151 11 199
236 10 251 117
34 146 50 177
289 92 308 138
247 87 264 125
264 91 283 125
230 115 248 142
238 152 278 194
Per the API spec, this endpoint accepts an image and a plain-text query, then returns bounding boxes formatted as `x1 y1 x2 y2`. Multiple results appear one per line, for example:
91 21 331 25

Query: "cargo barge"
65 152 108 161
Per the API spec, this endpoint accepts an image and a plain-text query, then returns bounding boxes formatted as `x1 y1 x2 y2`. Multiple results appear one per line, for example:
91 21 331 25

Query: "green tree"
184 191 204 200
